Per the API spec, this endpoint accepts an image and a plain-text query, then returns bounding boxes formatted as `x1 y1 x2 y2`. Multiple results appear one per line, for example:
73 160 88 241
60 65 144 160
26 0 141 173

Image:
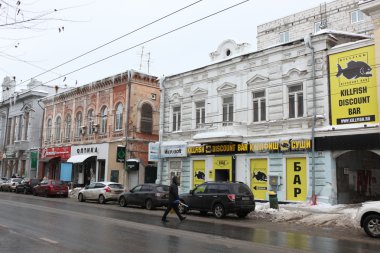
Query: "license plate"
242 197 250 200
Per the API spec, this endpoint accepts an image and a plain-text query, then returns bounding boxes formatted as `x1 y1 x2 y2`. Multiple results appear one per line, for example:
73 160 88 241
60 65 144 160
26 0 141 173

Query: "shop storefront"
39 146 71 180
186 139 321 203
68 143 109 187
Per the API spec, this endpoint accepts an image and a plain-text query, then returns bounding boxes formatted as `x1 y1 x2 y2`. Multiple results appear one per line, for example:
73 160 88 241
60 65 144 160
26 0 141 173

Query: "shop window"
169 160 181 185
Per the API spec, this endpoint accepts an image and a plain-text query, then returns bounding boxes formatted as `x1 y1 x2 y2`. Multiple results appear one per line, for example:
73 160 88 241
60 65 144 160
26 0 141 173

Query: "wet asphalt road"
0 192 379 253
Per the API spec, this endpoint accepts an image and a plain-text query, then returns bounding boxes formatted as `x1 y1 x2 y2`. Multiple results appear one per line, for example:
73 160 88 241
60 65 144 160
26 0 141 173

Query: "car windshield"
51 181 64 185
231 184 252 195
14 178 22 182
156 185 169 192
109 184 123 189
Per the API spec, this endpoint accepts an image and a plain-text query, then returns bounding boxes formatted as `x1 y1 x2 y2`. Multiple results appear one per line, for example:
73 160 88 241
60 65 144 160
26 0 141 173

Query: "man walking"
162 176 186 222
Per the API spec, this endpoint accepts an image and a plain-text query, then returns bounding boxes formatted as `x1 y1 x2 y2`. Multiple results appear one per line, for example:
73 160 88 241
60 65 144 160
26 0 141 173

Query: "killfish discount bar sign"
329 45 378 125
188 139 311 155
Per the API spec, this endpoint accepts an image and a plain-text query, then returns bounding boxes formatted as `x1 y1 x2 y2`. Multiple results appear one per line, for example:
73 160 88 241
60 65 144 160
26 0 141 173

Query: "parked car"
15 178 41 194
179 181 255 218
33 179 68 197
356 201 380 238
0 178 8 190
118 184 169 210
0 178 23 192
78 182 124 204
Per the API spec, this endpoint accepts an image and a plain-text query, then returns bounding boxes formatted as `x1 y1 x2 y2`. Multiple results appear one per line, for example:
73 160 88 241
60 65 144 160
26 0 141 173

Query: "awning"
67 154 96 163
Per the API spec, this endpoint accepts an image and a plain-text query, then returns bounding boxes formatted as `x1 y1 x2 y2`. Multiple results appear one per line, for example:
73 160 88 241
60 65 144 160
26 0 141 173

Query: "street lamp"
304 34 317 205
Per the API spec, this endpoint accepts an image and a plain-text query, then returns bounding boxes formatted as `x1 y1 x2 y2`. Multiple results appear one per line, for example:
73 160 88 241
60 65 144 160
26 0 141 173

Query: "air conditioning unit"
92 124 99 133
80 126 86 135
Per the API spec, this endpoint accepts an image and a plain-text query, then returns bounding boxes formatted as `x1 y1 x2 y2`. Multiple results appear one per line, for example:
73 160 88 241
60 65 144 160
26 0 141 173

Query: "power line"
15 0 205 87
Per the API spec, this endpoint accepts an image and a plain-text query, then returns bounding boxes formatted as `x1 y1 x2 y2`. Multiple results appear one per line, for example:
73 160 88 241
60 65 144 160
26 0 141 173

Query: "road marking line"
40 237 58 244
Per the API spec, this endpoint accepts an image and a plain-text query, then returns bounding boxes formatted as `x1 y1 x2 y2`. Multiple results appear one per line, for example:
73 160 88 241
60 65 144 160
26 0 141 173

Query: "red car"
33 179 68 197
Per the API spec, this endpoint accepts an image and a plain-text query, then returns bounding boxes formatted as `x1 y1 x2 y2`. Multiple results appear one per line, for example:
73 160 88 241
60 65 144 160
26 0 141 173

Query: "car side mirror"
189 190 194 195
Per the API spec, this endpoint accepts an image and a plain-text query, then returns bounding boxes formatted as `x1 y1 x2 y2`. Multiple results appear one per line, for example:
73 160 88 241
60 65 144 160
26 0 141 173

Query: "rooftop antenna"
139 46 144 71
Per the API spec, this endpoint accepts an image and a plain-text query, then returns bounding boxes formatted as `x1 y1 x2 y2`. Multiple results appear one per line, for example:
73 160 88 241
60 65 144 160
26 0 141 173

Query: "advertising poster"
286 157 307 201
250 159 268 200
193 160 205 189
329 45 378 125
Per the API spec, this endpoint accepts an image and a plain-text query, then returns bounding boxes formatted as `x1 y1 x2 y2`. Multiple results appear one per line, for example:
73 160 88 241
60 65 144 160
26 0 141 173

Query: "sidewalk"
252 201 361 229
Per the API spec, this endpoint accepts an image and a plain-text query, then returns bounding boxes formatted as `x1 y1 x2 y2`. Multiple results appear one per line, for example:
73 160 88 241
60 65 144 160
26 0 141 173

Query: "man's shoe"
161 219 169 222
180 217 186 222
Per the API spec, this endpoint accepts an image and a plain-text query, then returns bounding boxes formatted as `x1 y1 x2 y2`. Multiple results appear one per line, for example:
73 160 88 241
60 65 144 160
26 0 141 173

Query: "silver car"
78 181 124 204
0 178 22 192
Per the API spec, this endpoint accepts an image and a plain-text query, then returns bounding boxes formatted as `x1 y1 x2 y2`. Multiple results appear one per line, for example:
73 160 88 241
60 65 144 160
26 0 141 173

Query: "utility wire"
16 0 205 86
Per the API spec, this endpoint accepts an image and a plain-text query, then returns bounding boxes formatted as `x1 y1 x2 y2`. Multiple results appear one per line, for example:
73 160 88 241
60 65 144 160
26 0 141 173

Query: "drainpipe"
157 75 166 184
125 70 133 187
37 99 45 179
304 34 317 205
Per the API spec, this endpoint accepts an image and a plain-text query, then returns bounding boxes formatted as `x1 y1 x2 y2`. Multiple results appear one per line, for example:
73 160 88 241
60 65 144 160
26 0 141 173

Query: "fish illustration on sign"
194 171 205 180
336 61 372 79
253 171 267 182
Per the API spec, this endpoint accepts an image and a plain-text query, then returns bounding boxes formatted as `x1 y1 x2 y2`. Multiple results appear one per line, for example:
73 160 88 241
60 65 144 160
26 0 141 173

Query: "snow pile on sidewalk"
253 202 361 229
69 187 82 199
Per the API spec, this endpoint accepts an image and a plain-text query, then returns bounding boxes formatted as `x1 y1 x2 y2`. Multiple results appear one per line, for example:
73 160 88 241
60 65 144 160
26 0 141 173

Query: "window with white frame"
351 10 364 23
115 103 123 131
55 116 61 141
279 31 289 43
222 96 233 126
288 84 304 119
47 118 52 142
169 160 181 186
87 109 94 135
75 112 82 137
252 90 266 122
65 114 71 140
23 112 29 140
314 20 327 33
172 105 181 131
100 106 107 134
195 101 205 128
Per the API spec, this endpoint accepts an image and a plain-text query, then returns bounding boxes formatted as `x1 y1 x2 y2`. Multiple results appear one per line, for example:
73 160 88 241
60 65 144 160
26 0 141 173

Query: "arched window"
47 118 52 142
76 112 82 137
100 106 107 134
87 109 94 135
55 116 61 141
115 103 123 131
65 114 72 140
141 103 153 134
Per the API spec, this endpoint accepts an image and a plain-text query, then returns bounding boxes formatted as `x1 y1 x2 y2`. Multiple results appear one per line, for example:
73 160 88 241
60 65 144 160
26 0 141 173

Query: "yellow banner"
286 157 307 201
250 159 268 200
193 160 205 188
329 46 378 125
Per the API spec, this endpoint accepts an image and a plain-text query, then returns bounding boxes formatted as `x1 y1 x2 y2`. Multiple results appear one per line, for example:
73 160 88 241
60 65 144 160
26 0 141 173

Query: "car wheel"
213 203 226 219
15 188 19 194
237 211 249 218
33 189 37 196
145 199 153 210
98 195 106 204
178 201 188 214
119 196 127 207
363 214 380 238
23 188 28 195
78 193 85 202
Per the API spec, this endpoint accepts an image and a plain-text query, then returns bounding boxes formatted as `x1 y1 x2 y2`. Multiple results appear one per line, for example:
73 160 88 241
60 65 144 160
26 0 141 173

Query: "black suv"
15 178 41 194
179 182 255 218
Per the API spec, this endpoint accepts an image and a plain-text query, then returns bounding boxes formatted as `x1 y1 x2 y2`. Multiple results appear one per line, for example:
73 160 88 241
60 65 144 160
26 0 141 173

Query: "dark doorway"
215 169 230 182
144 165 157 183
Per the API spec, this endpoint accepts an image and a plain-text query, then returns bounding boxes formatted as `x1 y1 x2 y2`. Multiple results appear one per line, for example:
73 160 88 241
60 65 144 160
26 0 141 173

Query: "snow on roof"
331 38 373 50
314 29 372 39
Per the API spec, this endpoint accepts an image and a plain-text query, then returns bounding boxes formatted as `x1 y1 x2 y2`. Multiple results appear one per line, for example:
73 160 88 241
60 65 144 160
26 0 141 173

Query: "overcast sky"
0 0 329 91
